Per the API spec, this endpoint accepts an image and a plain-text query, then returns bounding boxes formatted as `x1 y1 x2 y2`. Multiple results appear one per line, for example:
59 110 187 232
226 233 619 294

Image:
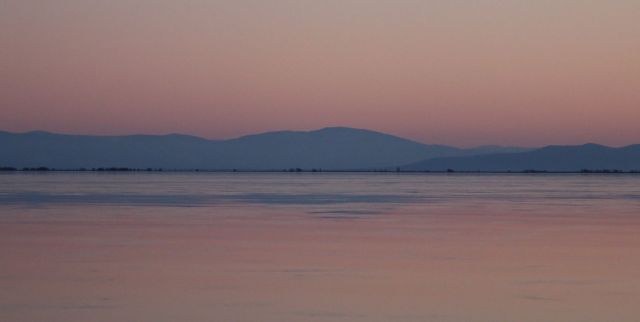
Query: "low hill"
403 144 640 172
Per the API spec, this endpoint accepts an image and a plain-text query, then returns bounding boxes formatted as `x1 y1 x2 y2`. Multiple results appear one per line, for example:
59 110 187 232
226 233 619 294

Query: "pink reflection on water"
1 200 639 322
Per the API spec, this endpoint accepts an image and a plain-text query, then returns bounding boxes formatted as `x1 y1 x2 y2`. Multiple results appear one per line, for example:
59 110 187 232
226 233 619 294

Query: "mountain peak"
313 126 370 133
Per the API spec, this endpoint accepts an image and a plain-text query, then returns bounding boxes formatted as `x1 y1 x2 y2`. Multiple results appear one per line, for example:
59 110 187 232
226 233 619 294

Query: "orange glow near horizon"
1 1 639 147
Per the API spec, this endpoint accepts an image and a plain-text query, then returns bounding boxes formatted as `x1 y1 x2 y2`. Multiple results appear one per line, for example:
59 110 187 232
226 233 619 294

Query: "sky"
1 0 639 147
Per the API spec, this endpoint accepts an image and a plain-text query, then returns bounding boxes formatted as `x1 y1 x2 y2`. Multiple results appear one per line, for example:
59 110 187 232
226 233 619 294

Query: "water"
1 172 639 322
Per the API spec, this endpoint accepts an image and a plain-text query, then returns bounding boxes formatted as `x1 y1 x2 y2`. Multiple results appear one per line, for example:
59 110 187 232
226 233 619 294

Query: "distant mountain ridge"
403 143 640 172
0 127 529 170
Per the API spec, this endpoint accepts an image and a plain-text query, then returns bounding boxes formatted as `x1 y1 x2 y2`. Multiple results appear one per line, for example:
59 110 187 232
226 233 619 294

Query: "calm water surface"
1 173 639 322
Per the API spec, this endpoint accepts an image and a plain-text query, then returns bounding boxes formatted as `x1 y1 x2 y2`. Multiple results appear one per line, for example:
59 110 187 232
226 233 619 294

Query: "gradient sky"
1 0 639 147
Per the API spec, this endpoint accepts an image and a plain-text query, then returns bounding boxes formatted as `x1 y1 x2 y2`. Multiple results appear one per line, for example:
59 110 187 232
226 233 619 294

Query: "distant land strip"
1 167 639 174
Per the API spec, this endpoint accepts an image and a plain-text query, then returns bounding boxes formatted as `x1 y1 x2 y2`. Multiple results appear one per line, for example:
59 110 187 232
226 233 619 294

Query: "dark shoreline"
1 167 639 174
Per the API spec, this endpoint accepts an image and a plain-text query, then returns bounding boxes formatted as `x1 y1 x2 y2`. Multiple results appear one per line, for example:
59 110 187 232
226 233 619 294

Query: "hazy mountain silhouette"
0 127 528 170
403 143 640 172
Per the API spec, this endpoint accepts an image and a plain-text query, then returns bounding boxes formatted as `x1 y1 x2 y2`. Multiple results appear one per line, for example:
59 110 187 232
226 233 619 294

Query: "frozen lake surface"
1 172 639 322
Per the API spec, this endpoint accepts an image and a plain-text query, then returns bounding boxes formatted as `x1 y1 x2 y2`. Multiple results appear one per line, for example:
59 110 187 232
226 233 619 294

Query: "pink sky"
1 0 639 147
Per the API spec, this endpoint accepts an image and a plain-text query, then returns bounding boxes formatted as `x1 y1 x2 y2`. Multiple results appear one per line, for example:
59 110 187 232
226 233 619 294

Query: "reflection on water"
1 173 639 322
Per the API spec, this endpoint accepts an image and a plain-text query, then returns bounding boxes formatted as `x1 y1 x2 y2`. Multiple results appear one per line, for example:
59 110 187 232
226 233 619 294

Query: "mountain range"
0 127 526 170
1 127 638 171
